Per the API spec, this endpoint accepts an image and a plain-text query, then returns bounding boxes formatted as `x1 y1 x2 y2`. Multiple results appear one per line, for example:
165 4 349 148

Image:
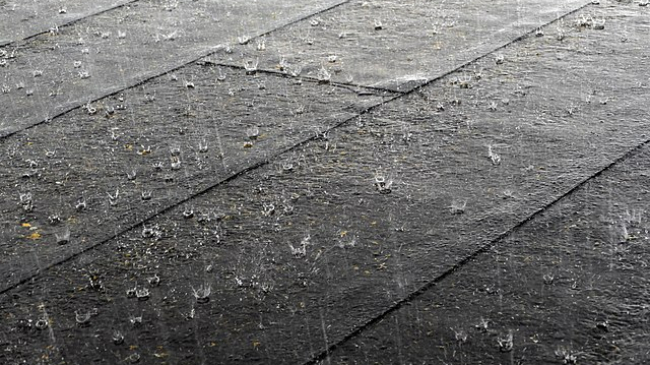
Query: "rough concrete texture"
209 0 590 91
0 0 135 46
1 1 649 365
0 0 346 136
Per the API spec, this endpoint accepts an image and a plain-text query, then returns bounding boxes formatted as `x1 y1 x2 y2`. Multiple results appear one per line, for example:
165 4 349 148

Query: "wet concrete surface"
0 0 346 137
0 0 136 46
1 0 649 364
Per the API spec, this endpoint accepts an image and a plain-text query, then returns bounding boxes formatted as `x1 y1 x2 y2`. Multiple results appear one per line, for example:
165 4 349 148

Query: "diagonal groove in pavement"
0 0 353 142
303 137 650 365
0 81 376 296
4 0 646 358
198 59 405 96
0 1 594 302
7 0 641 362
301 2 650 363
0 0 141 48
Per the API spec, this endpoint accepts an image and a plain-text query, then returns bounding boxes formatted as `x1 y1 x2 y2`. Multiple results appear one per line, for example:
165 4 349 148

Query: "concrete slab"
0 62 390 293
323 133 650 365
1 1 649 365
0 0 346 138
0 0 135 46
208 0 590 91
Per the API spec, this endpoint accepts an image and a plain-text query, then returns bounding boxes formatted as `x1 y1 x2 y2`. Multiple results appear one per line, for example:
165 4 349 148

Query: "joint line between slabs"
302 136 650 365
0 0 355 295
198 60 403 96
302 2 617 364
0 0 593 300
0 0 141 48
0 0 352 141
1 9 603 355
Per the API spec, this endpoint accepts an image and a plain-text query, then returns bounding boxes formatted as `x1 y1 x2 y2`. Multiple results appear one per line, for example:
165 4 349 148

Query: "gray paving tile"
325 132 650 365
1 2 649 365
0 0 135 46
0 0 346 137
209 0 589 91
0 63 390 292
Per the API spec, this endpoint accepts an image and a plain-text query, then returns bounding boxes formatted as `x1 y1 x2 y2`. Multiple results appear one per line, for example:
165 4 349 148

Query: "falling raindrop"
34 318 49 330
135 287 150 301
170 156 182 170
127 353 140 364
127 170 137 181
244 58 259 75
374 172 393 194
141 190 152 200
543 273 555 285
56 227 71 245
108 189 119 206
147 274 161 287
126 287 137 298
256 38 266 51
475 318 489 332
261 203 275 217
48 213 62 225
317 66 331 84
289 235 311 257
141 226 155 239
182 206 194 219
197 140 209 153
281 162 294 172
112 331 125 345
246 127 260 140
487 145 501 165
137 146 152 156
19 192 34 212
452 327 468 344
80 269 98 289
75 198 87 211
192 284 211 304
129 314 143 327
75 310 93 326
450 200 467 215
497 331 513 352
